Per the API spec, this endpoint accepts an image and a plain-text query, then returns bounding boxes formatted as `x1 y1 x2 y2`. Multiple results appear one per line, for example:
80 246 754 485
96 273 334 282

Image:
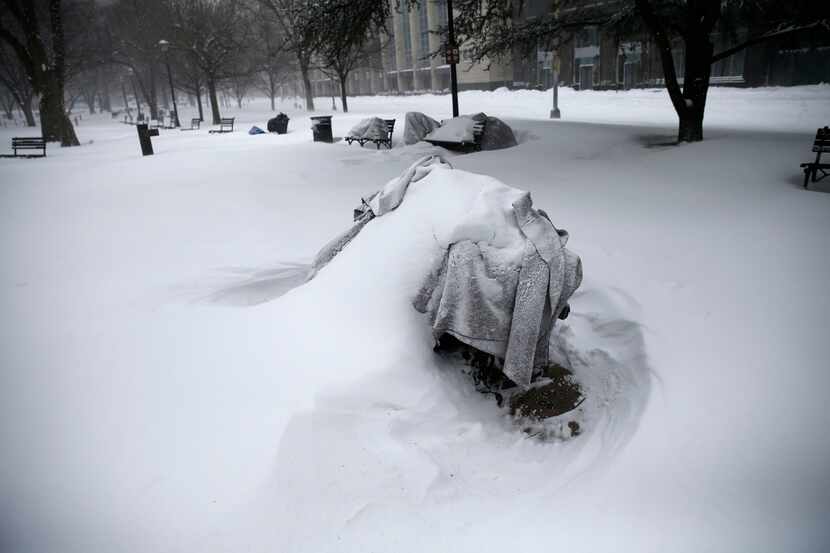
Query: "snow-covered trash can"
310 115 333 143
307 155 583 420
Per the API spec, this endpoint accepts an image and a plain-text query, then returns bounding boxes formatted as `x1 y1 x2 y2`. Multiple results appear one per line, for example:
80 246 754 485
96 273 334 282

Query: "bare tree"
312 0 390 113
105 0 171 121
0 42 35 125
0 0 79 144
252 7 292 111
170 0 249 124
452 0 830 142
255 0 319 111
170 49 206 121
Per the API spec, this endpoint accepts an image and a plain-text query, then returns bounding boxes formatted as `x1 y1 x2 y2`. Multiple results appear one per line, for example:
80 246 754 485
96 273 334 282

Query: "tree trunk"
339 74 348 113
676 37 713 143
195 86 204 121
146 67 159 120
207 77 221 124
21 96 35 126
39 72 79 146
298 55 314 111
84 90 96 114
131 78 143 120
99 81 111 113
121 81 130 110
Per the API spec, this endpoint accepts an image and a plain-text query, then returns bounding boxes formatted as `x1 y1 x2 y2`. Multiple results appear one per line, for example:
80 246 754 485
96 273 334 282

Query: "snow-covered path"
1 87 829 553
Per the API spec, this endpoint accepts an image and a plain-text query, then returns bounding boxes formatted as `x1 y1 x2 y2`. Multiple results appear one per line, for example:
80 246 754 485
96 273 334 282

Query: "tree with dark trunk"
105 0 170 121
311 0 389 113
171 49 206 121
0 0 79 145
451 0 830 142
256 0 322 111
170 0 249 125
0 85 14 119
0 43 35 125
253 7 291 111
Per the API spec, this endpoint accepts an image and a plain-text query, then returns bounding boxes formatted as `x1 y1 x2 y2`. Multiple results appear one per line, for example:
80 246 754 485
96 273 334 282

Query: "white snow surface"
2 85 830 553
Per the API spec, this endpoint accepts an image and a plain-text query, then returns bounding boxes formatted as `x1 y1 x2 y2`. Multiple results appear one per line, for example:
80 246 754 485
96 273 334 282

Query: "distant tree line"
0 0 393 146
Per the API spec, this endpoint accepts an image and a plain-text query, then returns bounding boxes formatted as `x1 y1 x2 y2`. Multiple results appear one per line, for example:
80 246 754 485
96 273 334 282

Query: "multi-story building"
308 0 512 97
304 0 829 99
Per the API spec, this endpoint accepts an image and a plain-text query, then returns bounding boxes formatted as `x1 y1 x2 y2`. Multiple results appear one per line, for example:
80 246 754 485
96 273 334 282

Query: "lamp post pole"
550 52 561 119
446 0 459 117
158 40 179 127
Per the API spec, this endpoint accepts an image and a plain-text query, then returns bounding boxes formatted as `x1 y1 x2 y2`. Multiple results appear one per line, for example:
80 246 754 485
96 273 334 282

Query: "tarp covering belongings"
347 117 390 141
309 155 582 388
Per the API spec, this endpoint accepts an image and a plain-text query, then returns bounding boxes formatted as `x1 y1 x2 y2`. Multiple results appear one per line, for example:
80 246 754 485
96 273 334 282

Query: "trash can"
268 113 289 134
310 115 333 143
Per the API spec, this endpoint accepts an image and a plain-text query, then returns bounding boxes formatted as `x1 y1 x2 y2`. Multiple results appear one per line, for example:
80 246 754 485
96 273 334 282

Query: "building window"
576 27 598 48
400 7 412 67
434 0 448 29
418 2 430 67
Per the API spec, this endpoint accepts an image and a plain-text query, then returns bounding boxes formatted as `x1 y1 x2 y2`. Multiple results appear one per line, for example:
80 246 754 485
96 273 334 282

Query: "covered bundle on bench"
423 116 486 153
345 118 395 149
801 126 830 189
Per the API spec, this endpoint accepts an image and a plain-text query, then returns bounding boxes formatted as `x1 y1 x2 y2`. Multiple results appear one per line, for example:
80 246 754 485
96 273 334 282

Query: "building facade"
304 0 829 99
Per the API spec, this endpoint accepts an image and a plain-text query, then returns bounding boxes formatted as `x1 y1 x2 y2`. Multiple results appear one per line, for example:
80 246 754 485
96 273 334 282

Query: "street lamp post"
550 52 561 119
446 0 459 117
158 40 179 127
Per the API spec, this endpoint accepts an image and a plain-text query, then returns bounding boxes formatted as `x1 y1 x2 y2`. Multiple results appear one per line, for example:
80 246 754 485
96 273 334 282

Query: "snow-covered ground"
1 86 829 553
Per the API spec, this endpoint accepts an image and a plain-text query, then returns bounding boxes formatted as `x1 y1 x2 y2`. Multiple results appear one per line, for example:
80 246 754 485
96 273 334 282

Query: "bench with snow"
180 118 201 131
209 117 235 134
424 118 485 153
345 119 395 149
0 137 46 158
801 126 830 189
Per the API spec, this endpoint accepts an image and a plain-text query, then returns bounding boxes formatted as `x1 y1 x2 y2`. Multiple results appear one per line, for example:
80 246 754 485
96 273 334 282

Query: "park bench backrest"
221 117 234 129
812 127 830 153
191 118 200 129
384 119 395 140
11 137 46 156
12 137 46 147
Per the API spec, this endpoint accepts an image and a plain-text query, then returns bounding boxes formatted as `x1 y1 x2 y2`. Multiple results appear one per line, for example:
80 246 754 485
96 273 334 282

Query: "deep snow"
1 86 830 553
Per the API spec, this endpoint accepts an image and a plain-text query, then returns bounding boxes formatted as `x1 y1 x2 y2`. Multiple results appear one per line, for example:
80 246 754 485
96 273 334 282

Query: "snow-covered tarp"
403 111 440 145
424 116 476 143
310 155 582 388
346 117 389 141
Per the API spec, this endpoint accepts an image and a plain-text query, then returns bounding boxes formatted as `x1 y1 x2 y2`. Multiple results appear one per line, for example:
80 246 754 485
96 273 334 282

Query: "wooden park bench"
346 119 396 149
209 117 235 134
180 118 201 131
0 136 46 158
801 126 830 189
424 118 486 153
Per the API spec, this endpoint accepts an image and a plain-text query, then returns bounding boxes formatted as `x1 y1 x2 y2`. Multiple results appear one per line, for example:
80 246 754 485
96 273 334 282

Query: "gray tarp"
309 155 582 388
347 117 389 141
403 112 441 145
